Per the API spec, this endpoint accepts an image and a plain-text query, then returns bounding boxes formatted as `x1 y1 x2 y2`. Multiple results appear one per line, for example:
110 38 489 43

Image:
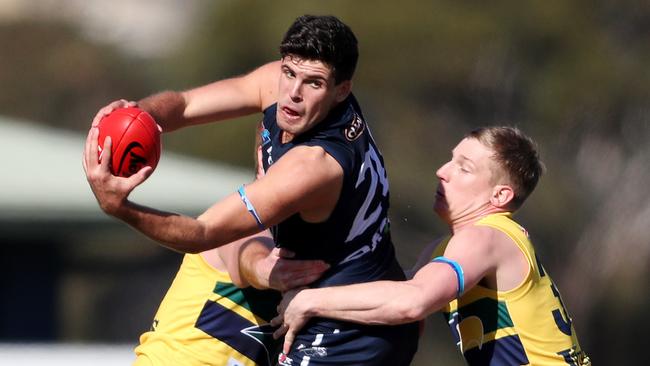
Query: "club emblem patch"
344 114 365 141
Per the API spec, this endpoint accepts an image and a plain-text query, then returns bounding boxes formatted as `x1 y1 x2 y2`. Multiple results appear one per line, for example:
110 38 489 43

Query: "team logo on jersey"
344 113 365 141
457 315 485 353
240 323 276 365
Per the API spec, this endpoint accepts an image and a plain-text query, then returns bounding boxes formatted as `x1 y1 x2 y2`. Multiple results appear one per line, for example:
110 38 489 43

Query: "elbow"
162 240 205 254
401 304 428 324
390 301 427 325
191 216 226 253
164 233 216 254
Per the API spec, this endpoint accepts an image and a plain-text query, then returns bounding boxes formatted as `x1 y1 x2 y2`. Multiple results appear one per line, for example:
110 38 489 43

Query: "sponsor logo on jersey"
278 352 293 366
344 114 365 141
297 344 328 357
261 128 271 146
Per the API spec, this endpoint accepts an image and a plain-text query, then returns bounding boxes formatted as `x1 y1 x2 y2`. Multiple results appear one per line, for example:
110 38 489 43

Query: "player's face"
276 56 350 138
434 138 498 225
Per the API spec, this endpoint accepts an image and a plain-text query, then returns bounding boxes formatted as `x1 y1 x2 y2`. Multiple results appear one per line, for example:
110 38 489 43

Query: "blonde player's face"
276 56 350 138
434 138 497 224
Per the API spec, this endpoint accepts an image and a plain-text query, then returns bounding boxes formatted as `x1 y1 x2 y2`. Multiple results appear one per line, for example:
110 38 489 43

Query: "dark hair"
280 15 358 84
467 126 544 210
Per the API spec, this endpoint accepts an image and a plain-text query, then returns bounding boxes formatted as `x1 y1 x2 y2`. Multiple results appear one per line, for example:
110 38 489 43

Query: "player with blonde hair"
273 126 591 366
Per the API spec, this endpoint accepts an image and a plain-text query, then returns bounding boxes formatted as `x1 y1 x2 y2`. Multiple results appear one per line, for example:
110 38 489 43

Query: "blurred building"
0 116 253 342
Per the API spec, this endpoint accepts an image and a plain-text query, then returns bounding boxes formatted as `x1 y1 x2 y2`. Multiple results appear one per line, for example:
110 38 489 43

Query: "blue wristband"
237 185 265 230
431 256 465 297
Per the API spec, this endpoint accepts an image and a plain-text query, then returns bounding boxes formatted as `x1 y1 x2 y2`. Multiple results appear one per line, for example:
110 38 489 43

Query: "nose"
436 162 450 181
289 80 302 102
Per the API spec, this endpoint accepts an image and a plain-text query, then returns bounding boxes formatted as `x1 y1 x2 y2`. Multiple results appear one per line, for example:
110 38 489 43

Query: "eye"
308 80 323 89
283 69 295 78
455 162 470 173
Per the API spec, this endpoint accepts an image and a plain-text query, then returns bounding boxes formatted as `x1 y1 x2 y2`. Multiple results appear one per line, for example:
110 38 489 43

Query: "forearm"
236 240 330 292
238 242 273 289
115 200 243 254
300 281 431 326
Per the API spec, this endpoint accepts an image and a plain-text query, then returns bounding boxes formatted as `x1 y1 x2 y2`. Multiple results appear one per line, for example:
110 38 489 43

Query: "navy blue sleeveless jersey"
260 95 418 366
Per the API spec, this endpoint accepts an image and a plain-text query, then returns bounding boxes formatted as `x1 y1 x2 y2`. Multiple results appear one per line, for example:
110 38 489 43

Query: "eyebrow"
281 62 329 82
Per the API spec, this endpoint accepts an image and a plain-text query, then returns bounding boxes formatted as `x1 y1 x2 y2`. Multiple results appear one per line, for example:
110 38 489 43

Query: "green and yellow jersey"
433 212 590 366
134 253 280 366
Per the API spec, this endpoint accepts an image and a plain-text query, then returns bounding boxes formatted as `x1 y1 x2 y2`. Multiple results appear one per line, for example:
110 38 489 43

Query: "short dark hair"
467 126 544 210
280 15 358 84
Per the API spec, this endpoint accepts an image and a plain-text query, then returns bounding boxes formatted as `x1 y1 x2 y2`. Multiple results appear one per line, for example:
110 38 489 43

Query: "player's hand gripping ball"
97 107 161 177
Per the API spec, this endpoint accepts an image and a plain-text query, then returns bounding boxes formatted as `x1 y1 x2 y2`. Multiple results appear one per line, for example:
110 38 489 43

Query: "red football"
97 107 161 177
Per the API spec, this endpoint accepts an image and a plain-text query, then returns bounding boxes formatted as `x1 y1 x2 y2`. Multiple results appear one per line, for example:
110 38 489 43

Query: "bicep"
404 263 460 316
442 229 497 291
197 146 342 244
243 146 344 226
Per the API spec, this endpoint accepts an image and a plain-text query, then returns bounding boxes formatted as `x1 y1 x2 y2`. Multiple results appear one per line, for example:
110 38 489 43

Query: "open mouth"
281 105 301 120
435 188 445 198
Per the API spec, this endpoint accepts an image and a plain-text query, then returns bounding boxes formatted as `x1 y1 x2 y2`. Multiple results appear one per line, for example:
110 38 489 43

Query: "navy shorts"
276 320 419 366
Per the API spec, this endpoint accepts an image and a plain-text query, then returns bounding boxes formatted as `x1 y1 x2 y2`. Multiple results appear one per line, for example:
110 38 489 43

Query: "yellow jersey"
432 213 590 365
134 253 281 366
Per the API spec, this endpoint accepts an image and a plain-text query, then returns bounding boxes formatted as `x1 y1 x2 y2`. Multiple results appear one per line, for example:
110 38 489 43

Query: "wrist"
138 91 185 132
298 289 320 318
102 197 128 218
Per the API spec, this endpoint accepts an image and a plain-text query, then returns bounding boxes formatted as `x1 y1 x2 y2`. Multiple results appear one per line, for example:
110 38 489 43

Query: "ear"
335 80 352 102
490 185 515 208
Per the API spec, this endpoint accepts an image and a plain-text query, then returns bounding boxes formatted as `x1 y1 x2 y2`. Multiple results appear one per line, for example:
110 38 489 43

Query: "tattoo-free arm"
85 134 343 254
271 264 458 354
138 61 280 132
271 226 503 353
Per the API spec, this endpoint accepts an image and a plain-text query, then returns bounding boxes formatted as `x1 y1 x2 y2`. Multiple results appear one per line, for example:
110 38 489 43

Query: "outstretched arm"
271 225 505 353
271 262 459 353
83 137 343 253
91 61 281 132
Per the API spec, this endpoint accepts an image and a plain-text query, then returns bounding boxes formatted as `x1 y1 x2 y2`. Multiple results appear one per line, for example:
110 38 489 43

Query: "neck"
281 131 295 144
447 205 507 234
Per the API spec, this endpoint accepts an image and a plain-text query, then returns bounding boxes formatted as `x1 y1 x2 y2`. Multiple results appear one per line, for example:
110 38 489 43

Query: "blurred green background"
1 1 649 364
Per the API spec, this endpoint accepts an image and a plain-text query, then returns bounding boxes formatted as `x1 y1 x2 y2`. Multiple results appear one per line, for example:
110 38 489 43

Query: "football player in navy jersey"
84 15 418 365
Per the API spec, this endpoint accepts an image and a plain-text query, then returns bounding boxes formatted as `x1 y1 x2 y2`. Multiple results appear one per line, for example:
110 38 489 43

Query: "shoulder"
245 60 281 109
446 224 507 257
272 145 343 180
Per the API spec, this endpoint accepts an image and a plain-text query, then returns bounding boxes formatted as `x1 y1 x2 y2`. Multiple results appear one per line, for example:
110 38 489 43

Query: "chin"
433 202 449 219
277 114 303 131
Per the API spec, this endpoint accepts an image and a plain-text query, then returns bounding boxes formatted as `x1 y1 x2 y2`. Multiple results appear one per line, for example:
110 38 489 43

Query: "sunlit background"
1 1 649 365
